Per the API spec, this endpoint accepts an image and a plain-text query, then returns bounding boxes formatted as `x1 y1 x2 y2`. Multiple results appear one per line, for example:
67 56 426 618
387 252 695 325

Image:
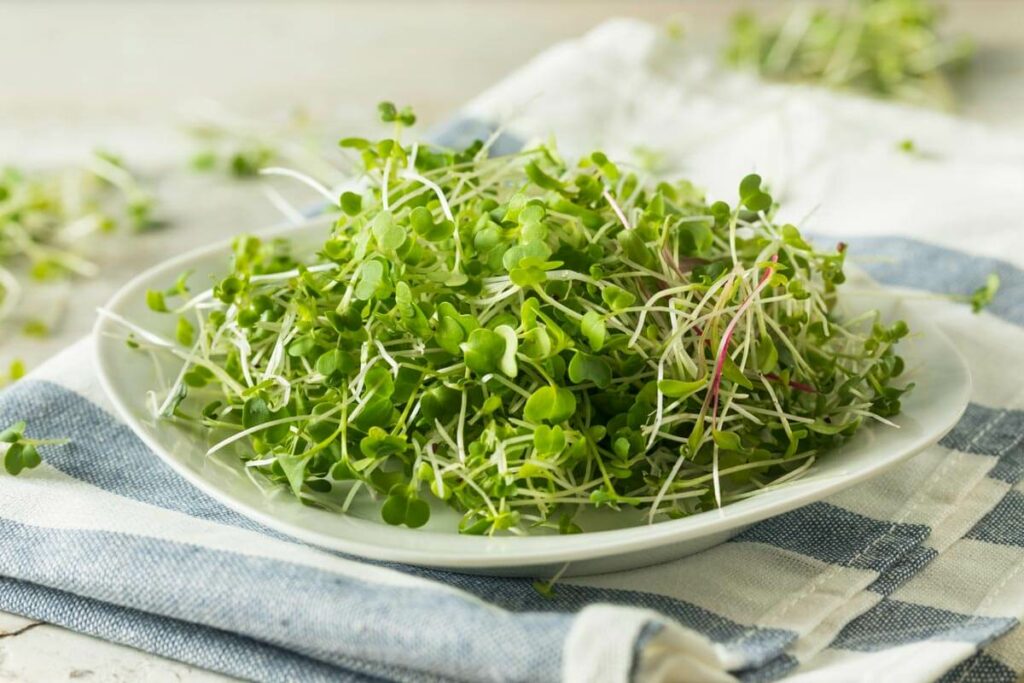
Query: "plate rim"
93 221 973 570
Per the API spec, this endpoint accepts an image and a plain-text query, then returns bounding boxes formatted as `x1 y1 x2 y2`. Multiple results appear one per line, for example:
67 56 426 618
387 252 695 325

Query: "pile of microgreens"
0 151 155 330
118 104 912 536
725 0 973 108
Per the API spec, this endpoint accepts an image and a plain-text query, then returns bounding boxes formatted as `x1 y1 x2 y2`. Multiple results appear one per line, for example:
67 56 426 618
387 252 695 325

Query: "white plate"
94 220 971 577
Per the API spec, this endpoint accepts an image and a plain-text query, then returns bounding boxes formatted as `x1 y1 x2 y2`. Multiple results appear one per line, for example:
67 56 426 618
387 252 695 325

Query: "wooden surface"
0 1 1021 680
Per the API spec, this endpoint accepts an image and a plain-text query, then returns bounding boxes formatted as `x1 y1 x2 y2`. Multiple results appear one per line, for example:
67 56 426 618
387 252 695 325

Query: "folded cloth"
3 18 1024 683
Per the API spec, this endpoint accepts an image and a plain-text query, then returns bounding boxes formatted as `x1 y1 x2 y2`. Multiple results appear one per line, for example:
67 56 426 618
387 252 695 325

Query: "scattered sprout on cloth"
0 151 156 331
113 106 913 536
724 0 973 108
0 421 67 476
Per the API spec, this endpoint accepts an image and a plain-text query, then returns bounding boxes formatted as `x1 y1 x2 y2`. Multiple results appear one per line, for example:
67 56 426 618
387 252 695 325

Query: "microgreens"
0 359 25 387
0 421 68 475
0 152 155 329
968 273 1000 313
120 107 911 535
185 107 349 186
725 0 973 108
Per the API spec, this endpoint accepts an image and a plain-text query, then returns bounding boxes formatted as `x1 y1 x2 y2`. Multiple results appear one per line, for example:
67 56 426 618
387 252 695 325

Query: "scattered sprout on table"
724 0 973 108
0 359 26 387
0 152 156 328
112 105 913 536
184 105 349 185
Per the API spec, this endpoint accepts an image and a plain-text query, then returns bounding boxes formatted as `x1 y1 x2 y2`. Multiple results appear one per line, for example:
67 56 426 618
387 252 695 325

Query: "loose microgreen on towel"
725 0 973 108
123 107 911 535
0 420 68 475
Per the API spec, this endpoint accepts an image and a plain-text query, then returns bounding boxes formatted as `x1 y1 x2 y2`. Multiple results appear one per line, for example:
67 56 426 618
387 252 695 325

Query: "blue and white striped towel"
3 19 1024 682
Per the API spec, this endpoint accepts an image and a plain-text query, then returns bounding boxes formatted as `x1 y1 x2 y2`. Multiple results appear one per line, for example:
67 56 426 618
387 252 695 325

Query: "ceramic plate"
94 219 971 577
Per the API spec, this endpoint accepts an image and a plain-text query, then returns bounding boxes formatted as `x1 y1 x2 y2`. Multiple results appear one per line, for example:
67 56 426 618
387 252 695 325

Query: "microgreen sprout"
0 153 156 328
184 105 350 185
117 108 911 535
1 359 26 387
968 273 999 313
0 421 68 475
725 0 973 108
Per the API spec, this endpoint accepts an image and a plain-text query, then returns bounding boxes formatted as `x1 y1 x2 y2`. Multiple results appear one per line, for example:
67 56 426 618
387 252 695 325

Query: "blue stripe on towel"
0 516 570 683
732 502 931 573
965 490 1024 548
0 577 383 683
867 544 940 596
736 654 799 682
936 652 1019 683
941 404 1024 485
831 599 1017 652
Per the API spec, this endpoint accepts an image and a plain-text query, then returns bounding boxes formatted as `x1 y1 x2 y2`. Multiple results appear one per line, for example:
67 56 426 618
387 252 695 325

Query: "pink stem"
765 373 817 394
706 254 779 427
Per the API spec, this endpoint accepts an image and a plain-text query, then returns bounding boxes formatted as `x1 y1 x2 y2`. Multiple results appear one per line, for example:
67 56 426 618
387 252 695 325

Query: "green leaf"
580 311 606 352
381 494 407 525
601 285 636 311
363 365 395 399
712 430 742 451
340 191 363 216
687 417 705 454
19 444 41 469
970 273 1000 313
378 101 398 122
316 349 344 377
524 162 563 191
720 355 754 389
371 211 406 251
176 317 195 346
242 397 272 429
618 231 655 268
420 386 460 423
739 173 772 212
0 421 26 444
533 425 566 455
353 394 394 431
502 240 552 271
146 289 168 313
756 337 778 374
567 351 612 389
461 328 506 376
4 443 24 475
246 397 291 444
657 378 706 399
808 419 855 435
405 497 431 528
277 452 312 496
410 206 455 242
494 325 519 377
354 259 390 300
359 427 407 459
509 264 549 287
523 386 577 424
781 225 811 251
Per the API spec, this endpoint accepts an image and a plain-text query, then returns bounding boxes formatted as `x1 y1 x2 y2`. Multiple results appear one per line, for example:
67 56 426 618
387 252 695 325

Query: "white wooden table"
1 1 1021 679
